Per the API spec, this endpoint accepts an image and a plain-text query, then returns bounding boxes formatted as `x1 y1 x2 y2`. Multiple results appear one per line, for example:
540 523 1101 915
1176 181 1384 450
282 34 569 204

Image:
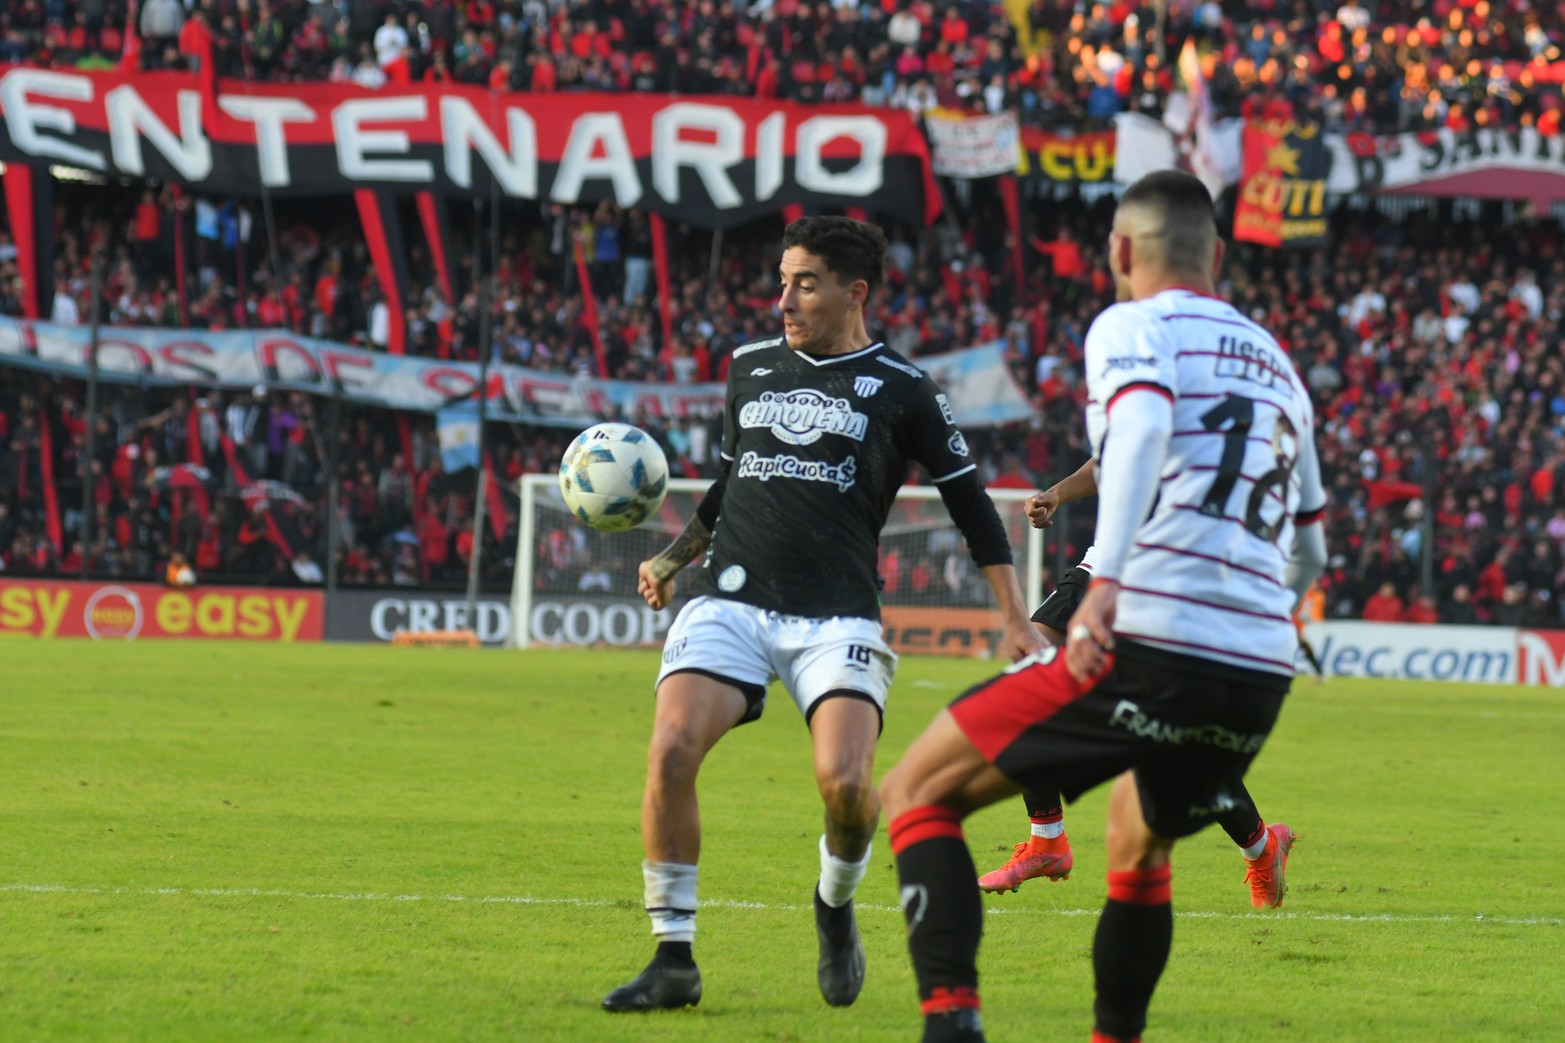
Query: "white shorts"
656 596 898 725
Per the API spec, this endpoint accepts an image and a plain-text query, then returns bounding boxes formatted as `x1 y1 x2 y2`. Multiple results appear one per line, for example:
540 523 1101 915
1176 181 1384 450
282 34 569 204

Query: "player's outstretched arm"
1025 457 1098 529
638 516 712 610
934 470 1044 661
636 462 730 610
980 562 1047 662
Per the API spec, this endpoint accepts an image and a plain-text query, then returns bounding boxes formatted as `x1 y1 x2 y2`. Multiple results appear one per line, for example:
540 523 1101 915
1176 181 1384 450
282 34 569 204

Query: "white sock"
643 860 698 943
1030 821 1065 839
817 835 872 909
1241 832 1270 860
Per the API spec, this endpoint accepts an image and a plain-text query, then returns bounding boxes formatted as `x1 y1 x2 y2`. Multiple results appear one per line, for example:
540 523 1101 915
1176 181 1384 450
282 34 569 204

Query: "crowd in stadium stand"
6 1 1564 133
7 180 1565 626
4 2 1565 625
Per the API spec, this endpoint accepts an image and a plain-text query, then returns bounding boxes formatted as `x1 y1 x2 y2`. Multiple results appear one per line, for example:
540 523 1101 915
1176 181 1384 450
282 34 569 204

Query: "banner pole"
707 226 723 290
81 247 103 579
326 390 341 591
464 188 499 634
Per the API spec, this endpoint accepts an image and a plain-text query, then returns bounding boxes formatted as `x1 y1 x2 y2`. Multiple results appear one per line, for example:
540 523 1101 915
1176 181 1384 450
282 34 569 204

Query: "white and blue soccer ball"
558 422 669 532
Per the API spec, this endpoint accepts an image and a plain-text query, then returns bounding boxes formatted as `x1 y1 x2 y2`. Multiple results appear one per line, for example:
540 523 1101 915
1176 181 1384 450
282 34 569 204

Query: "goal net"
511 475 1043 658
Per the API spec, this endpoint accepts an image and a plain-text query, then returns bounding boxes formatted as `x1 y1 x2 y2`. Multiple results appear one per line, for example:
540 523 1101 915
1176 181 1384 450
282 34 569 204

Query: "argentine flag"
437 404 481 472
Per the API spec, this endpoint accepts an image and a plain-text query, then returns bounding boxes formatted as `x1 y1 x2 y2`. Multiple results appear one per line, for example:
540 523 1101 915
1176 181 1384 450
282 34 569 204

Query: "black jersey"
693 336 978 621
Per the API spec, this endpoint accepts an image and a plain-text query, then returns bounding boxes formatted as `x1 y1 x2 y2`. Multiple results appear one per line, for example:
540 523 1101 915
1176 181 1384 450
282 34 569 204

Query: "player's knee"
645 726 705 789
1103 815 1171 872
817 767 876 822
878 761 918 819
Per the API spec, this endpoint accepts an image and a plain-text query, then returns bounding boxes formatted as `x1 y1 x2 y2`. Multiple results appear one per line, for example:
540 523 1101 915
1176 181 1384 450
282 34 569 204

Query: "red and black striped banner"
0 66 939 228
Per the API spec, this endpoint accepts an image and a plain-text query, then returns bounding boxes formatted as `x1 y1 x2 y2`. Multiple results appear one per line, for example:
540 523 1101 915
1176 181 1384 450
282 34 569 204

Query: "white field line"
1 883 1557 927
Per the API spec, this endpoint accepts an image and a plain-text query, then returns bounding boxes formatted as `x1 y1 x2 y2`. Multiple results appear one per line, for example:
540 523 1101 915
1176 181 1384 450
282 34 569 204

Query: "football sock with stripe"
889 805 983 1023
818 834 872 908
1024 793 1066 839
1215 781 1266 853
1093 866 1172 1042
643 860 697 945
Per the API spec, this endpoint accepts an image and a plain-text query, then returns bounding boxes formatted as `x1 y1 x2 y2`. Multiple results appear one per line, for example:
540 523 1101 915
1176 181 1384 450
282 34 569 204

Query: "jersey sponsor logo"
1101 354 1158 372
736 450 858 491
935 393 955 424
717 565 747 592
947 431 970 457
852 375 884 398
878 355 924 379
1108 698 1267 753
738 389 868 445
733 337 784 358
1214 335 1294 396
750 367 773 376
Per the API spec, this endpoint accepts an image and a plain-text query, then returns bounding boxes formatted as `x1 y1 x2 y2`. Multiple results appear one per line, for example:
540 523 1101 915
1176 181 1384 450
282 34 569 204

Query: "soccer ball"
558 422 670 532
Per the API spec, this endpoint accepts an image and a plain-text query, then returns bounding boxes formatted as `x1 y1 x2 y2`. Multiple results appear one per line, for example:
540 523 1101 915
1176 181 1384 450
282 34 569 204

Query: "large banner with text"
0 579 323 641
0 318 1031 430
1302 621 1565 686
0 66 938 227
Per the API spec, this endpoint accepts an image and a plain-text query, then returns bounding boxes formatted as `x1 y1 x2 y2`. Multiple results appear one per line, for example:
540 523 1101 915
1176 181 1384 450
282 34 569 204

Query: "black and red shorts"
948 641 1289 839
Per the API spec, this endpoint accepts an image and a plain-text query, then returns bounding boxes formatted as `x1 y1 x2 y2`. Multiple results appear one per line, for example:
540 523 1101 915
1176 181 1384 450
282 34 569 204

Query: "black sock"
1023 789 1064 821
654 940 694 966
1216 780 1264 850
889 805 983 1017
1093 867 1172 1040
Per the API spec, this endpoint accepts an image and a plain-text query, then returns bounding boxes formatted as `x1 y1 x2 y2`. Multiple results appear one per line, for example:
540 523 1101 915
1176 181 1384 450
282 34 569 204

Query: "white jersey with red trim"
1083 289 1326 676
1077 544 1098 573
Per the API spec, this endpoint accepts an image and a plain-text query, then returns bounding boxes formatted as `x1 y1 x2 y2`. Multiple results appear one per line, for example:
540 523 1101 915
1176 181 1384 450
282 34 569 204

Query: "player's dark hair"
781 216 887 296
1118 170 1218 274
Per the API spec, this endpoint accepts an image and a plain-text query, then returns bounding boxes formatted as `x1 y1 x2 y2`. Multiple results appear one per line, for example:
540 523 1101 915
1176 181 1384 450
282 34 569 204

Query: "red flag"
1365 479 1423 510
1233 121 1286 248
121 0 142 71
483 451 508 542
574 238 608 377
998 173 1025 304
649 212 673 352
38 409 63 555
186 401 204 468
220 435 294 560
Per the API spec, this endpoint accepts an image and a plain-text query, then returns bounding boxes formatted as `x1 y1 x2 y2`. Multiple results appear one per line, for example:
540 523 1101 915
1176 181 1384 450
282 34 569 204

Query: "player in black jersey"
977 459 1298 908
601 217 1044 1014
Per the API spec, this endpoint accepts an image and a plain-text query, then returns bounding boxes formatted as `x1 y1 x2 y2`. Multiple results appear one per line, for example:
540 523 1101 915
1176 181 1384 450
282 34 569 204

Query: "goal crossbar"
512 474 1043 657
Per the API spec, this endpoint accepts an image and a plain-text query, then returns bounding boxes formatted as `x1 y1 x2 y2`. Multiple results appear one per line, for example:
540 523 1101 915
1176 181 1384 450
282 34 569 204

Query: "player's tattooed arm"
647 516 713 581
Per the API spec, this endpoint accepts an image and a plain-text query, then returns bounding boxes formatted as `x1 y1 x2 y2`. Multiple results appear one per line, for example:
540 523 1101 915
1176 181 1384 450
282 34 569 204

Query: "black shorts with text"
948 641 1290 839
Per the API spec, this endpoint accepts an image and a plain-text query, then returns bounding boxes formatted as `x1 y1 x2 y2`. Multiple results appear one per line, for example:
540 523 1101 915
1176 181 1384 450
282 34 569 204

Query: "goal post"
511 474 1043 658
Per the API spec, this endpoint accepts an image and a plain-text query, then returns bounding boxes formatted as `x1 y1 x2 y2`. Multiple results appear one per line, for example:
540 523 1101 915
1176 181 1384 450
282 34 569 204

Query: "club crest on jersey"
717 565 747 592
738 390 868 445
948 431 970 457
853 375 884 398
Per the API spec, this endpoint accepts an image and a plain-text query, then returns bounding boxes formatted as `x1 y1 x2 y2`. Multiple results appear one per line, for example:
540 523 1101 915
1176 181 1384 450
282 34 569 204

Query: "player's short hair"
1117 171 1218 274
782 216 887 296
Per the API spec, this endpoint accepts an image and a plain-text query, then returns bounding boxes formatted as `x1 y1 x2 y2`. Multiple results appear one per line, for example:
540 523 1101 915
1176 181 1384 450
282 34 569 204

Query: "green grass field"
2 641 1561 1042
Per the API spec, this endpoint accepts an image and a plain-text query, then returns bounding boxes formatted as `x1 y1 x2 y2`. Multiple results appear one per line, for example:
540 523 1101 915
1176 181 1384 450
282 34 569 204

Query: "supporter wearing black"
602 217 1043 1014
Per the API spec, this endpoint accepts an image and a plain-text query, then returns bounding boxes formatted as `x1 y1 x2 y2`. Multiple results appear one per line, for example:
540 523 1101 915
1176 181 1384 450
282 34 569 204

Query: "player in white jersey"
879 171 1327 1043
977 460 1297 907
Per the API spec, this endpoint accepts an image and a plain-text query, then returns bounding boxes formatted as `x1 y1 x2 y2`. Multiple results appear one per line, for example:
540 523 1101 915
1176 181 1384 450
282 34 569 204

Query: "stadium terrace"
0 67 923 220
